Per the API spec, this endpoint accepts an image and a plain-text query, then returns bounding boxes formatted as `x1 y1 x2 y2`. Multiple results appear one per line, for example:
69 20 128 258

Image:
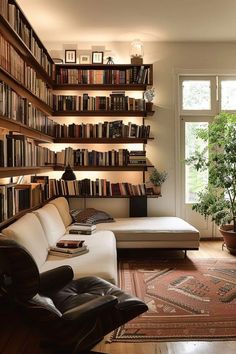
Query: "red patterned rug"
112 258 236 342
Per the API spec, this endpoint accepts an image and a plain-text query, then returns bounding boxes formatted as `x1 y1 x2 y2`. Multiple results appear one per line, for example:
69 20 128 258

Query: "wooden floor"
1 240 236 354
94 240 236 354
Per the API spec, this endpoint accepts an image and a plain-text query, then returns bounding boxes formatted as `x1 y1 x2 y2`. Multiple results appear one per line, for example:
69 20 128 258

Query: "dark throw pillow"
70 208 114 225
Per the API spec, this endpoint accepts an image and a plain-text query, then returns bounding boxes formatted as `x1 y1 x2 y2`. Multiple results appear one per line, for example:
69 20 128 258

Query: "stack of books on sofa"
49 240 89 257
68 223 96 235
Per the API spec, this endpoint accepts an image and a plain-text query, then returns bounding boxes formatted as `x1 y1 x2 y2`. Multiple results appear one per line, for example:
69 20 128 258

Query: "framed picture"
65 50 76 63
92 51 104 64
80 54 91 64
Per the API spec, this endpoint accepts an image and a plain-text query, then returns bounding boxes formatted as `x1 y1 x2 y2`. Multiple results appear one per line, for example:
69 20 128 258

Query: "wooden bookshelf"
54 84 150 91
0 67 53 115
0 14 53 87
0 166 54 178
0 196 55 230
53 110 155 117
53 137 154 144
0 116 54 143
54 165 153 172
66 195 161 199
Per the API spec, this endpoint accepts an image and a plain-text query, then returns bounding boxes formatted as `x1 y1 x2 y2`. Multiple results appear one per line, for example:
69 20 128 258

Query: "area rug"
112 258 236 342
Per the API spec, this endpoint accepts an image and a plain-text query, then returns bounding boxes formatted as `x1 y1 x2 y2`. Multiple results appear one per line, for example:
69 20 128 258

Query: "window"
182 80 211 110
220 79 236 111
185 122 208 203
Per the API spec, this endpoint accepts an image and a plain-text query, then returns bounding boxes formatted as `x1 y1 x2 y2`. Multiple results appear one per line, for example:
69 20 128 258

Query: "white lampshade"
130 39 144 58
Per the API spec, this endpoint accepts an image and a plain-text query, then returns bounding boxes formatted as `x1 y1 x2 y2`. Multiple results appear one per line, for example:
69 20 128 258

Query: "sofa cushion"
70 208 114 225
40 230 118 285
34 204 66 246
49 197 72 227
1 213 49 268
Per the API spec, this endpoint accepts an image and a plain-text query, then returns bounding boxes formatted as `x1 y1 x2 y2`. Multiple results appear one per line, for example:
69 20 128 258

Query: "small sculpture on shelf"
144 88 155 112
106 56 114 64
148 168 167 195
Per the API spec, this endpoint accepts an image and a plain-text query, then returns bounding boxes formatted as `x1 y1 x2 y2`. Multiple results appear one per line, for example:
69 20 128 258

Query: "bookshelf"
0 0 157 225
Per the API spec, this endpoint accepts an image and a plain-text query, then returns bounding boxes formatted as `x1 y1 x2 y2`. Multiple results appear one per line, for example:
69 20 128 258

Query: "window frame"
180 76 218 116
218 76 236 113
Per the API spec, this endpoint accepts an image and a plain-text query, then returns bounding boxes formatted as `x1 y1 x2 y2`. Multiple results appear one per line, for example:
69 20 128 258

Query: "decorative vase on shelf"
146 102 153 112
153 185 161 195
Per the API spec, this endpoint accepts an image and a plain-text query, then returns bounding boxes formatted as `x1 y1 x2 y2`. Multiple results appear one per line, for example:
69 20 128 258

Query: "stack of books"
49 239 89 257
128 151 146 165
68 223 96 235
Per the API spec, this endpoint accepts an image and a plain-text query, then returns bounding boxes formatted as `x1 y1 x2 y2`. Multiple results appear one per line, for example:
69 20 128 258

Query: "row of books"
0 179 48 222
0 132 55 167
55 66 151 85
53 93 146 112
54 121 151 139
50 178 147 197
0 0 53 76
0 81 58 136
0 33 53 107
55 148 146 167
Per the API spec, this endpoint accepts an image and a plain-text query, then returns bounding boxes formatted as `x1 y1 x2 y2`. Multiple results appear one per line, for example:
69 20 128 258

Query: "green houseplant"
186 113 236 252
149 168 168 195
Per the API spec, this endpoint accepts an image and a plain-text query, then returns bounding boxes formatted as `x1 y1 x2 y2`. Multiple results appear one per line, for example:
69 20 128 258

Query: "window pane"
221 80 236 110
185 122 208 203
182 80 211 110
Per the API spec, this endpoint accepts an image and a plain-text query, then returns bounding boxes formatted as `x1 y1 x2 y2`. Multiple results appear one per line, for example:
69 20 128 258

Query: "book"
56 240 85 248
69 229 95 235
49 248 89 258
50 244 87 254
70 223 96 231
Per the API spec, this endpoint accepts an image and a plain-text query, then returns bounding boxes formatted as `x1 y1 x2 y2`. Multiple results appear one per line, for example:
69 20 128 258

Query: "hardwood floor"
94 240 236 354
1 240 236 354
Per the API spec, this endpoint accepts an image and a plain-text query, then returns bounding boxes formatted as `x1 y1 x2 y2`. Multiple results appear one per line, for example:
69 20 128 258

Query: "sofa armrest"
39 265 73 294
62 295 118 322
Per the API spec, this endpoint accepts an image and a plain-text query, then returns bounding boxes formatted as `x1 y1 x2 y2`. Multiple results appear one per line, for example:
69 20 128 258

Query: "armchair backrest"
0 237 40 302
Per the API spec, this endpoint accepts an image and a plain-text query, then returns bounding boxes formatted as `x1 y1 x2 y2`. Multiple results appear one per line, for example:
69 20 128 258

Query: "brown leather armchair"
0 238 148 353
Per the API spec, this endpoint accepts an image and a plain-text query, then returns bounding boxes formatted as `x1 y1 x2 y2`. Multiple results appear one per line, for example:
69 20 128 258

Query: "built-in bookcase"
0 0 157 227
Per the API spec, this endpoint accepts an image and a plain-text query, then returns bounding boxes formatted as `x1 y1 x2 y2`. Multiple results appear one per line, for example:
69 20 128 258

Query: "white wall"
45 41 236 217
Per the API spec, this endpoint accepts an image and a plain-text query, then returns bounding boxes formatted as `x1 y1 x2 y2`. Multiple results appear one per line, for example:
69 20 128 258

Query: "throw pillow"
70 208 114 225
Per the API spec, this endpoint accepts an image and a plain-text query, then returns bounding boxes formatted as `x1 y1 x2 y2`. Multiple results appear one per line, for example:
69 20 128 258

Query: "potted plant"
185 113 236 252
149 168 168 195
144 88 155 112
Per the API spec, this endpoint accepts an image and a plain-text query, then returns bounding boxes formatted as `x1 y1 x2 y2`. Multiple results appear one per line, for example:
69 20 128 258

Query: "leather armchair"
0 238 148 353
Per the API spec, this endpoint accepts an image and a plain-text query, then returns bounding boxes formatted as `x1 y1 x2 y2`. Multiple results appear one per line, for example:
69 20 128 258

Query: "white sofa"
1 197 200 286
2 198 118 284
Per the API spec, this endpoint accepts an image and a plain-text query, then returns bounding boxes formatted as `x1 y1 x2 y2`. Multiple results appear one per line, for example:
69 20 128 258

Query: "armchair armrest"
62 295 118 322
39 265 73 294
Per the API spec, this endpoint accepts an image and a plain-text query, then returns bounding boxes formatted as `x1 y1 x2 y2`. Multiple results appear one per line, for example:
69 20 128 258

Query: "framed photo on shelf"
80 54 91 64
65 50 77 63
92 51 104 64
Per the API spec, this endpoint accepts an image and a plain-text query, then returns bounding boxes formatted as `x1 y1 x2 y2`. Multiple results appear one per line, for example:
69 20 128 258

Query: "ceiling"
18 0 236 43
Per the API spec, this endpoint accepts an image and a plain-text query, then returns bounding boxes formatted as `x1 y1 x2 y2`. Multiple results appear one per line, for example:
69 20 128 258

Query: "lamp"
130 39 144 65
61 165 76 180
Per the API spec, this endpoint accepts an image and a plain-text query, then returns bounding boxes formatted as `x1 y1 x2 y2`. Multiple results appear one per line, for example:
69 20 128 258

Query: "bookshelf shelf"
53 137 154 144
54 165 153 172
53 110 154 117
0 67 53 115
0 196 55 230
0 14 53 86
0 166 54 178
54 84 150 91
66 195 160 199
0 116 54 143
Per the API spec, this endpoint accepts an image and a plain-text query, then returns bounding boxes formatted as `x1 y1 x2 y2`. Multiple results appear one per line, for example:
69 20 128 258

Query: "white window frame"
179 76 218 116
219 75 236 113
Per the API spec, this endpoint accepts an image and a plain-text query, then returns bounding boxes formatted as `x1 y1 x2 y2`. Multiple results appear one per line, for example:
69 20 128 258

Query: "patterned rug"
112 258 236 342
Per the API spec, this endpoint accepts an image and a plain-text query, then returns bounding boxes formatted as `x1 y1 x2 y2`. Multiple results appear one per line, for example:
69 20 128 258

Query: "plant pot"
219 225 236 254
152 185 161 195
146 102 153 112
